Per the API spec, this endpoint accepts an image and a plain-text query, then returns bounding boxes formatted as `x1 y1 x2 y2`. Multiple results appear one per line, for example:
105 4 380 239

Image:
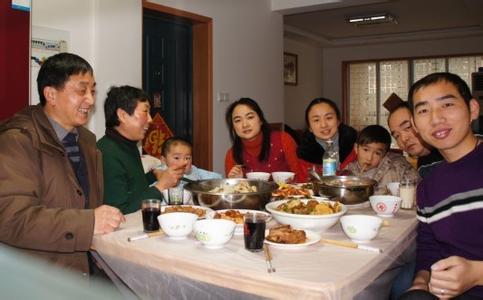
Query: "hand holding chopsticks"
263 244 276 273
128 230 164 242
321 239 382 254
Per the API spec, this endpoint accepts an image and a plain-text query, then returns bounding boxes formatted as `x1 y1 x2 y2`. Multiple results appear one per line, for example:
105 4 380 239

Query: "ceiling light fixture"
347 13 397 25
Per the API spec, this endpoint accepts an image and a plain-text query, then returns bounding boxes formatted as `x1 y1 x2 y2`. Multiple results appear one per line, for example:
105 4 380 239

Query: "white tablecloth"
92 207 417 300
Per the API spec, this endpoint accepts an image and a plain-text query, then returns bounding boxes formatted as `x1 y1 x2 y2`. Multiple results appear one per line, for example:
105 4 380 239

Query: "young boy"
400 73 483 299
157 137 222 204
344 125 420 193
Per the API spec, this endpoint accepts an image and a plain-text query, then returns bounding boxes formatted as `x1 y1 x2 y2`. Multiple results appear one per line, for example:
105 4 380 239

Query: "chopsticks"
263 244 276 273
127 230 164 242
321 239 382 254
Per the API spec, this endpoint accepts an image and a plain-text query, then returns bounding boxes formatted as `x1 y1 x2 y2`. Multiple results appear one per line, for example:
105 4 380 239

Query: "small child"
157 137 222 204
343 125 420 194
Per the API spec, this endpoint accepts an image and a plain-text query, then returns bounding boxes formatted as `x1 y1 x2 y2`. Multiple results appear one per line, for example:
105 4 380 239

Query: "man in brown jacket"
0 53 125 276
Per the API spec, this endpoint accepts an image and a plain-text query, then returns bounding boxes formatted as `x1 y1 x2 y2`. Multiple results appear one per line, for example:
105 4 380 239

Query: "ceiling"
280 0 483 47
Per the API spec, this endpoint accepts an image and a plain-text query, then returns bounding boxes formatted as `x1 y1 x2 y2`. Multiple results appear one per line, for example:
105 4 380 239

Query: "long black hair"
225 98 271 164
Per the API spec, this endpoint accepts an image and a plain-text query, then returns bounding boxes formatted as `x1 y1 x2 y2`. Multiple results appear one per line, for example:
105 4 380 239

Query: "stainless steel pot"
312 176 377 205
184 178 278 210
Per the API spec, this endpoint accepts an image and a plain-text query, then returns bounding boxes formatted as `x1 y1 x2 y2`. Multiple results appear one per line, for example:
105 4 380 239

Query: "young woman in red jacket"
225 98 302 182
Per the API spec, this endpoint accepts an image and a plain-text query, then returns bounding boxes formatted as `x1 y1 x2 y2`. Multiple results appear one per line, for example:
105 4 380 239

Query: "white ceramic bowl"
369 195 402 217
157 212 198 239
246 172 271 181
386 182 400 196
194 219 236 249
340 215 382 243
271 172 295 184
265 199 347 232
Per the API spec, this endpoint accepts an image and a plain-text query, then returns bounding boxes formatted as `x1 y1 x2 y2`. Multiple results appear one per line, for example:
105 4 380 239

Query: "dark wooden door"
143 10 193 141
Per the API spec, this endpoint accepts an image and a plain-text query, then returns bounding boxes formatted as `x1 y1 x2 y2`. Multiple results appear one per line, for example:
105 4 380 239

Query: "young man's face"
162 144 192 174
44 72 96 131
388 107 430 157
411 80 479 159
354 142 387 171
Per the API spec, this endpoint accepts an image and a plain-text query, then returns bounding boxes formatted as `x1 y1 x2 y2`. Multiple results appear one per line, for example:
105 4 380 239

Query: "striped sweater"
416 142 483 297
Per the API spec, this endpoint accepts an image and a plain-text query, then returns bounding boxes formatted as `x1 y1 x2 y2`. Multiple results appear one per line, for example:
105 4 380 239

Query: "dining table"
91 205 417 300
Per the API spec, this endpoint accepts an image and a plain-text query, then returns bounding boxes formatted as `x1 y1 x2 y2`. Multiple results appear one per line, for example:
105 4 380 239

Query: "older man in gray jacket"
0 53 124 276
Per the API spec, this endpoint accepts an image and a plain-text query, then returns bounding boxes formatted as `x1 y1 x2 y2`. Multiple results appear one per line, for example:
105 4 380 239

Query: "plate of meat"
264 224 320 249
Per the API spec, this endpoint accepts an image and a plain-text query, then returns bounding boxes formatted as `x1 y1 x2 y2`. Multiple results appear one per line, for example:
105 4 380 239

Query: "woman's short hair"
104 85 149 128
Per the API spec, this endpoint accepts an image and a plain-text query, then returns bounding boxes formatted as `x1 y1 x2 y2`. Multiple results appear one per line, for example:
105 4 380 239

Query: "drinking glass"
243 213 266 252
400 179 416 209
168 187 184 205
142 199 161 232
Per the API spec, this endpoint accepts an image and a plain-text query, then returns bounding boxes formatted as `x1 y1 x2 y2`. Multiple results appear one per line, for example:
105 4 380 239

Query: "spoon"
308 168 322 181
180 176 199 184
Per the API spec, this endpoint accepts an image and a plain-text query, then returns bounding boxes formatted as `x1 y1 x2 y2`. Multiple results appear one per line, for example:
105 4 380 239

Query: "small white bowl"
246 172 271 181
194 219 236 249
271 171 295 184
369 195 402 217
386 182 400 196
157 212 198 239
340 215 382 243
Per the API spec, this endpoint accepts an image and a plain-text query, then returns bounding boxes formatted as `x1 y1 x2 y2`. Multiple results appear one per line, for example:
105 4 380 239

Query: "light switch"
217 92 230 102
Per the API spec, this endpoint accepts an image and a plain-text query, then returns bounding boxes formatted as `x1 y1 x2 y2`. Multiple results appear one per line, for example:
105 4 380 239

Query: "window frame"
342 53 483 127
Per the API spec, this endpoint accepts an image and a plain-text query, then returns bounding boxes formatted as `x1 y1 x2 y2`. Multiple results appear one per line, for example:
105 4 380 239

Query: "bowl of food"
265 198 347 232
369 195 402 217
340 215 382 243
312 176 377 205
194 219 236 249
157 212 198 239
184 178 278 210
246 172 271 181
271 172 295 184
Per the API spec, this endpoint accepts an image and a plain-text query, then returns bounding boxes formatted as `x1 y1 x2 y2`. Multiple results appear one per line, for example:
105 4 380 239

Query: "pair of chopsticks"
127 230 164 242
263 244 276 273
321 239 382 254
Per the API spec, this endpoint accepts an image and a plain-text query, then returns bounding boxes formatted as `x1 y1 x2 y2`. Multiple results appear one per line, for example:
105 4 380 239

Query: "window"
346 55 483 131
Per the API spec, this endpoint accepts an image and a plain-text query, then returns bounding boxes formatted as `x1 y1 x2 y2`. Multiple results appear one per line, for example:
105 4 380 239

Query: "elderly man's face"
388 107 430 157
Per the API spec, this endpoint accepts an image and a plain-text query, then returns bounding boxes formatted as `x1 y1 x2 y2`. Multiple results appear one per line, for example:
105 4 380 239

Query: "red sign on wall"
142 113 173 158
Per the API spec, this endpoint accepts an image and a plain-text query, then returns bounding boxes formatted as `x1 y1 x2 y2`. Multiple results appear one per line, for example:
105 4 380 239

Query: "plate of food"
161 205 213 219
271 183 313 200
264 225 320 249
211 209 272 235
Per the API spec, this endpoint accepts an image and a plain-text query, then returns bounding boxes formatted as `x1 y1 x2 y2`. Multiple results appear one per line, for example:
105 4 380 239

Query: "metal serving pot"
312 176 377 205
184 178 278 210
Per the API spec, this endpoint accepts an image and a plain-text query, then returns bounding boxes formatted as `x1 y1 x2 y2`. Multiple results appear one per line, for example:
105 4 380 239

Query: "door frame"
142 1 213 170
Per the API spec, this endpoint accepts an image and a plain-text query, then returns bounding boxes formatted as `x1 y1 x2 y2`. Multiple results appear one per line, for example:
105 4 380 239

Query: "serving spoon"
308 168 322 181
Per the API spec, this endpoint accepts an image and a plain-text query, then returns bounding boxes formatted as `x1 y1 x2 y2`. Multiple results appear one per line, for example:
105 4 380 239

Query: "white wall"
322 36 483 109
149 0 284 173
31 0 142 135
31 0 284 174
284 38 323 130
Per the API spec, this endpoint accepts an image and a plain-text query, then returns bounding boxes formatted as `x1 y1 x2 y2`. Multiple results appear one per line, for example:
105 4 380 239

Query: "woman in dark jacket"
297 97 357 181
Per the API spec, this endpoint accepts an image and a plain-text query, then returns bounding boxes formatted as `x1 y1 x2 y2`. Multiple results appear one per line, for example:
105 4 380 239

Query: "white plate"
161 205 213 219
211 209 272 235
264 229 321 249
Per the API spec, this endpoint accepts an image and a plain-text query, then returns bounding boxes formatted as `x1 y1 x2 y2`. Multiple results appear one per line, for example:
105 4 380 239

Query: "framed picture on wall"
284 52 298 86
